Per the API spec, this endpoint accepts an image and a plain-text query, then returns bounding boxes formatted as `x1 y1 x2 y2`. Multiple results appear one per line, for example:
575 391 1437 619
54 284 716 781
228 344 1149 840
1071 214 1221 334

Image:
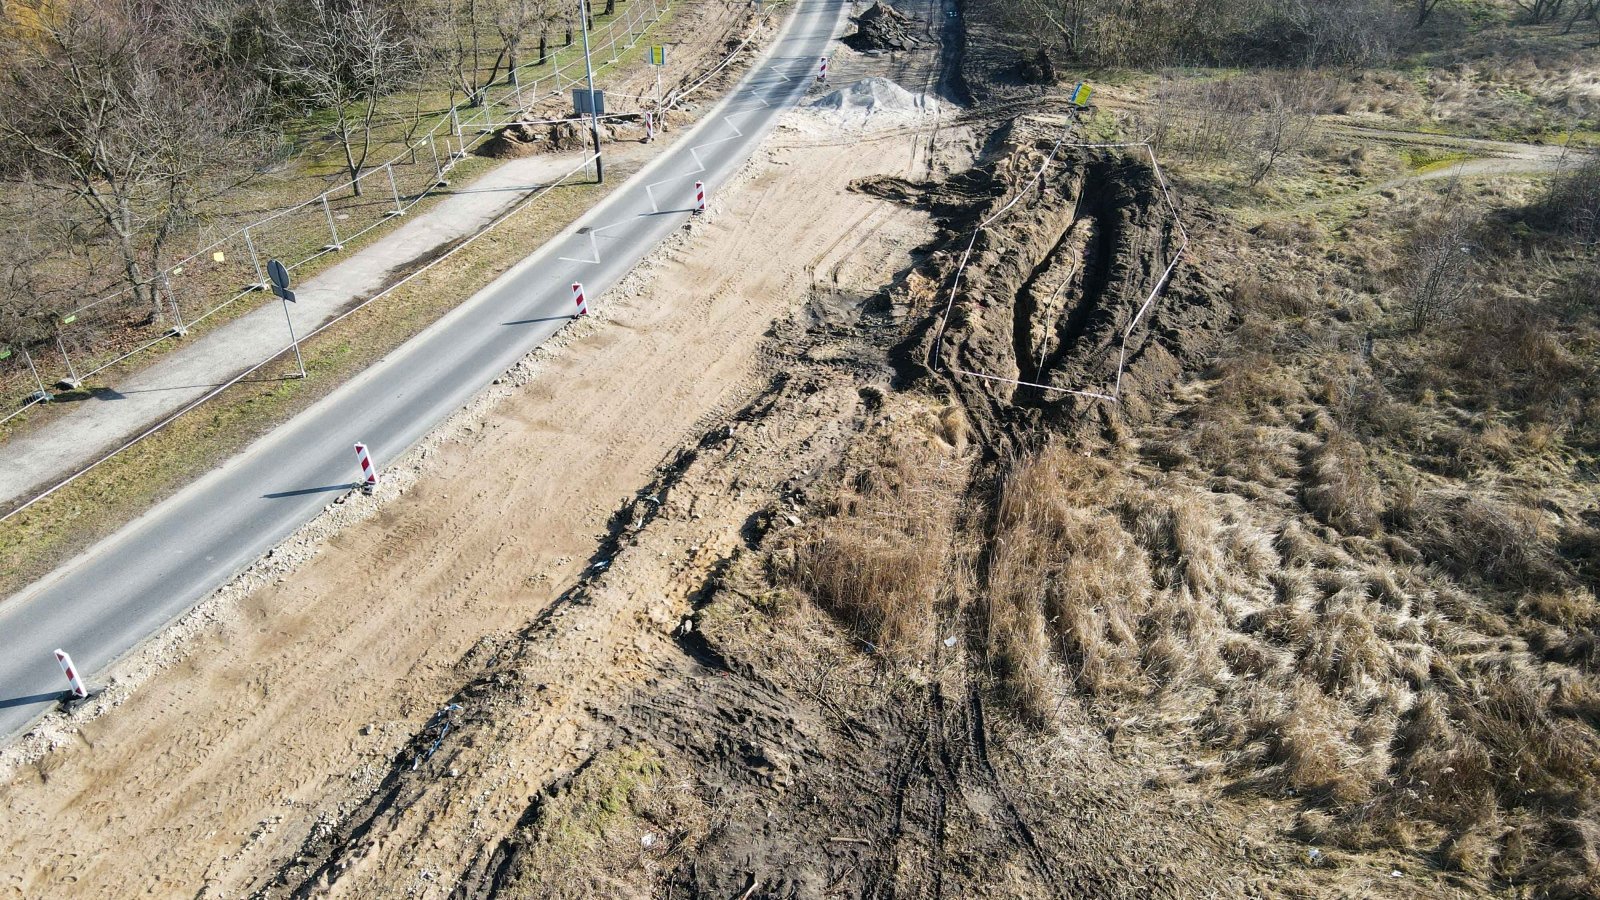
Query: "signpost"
573 88 606 115
267 259 307 379
647 45 666 101
1071 81 1094 107
577 0 605 184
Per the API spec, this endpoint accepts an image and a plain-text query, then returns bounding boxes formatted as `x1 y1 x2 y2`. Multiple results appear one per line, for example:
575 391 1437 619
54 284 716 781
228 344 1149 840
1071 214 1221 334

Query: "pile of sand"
805 77 940 126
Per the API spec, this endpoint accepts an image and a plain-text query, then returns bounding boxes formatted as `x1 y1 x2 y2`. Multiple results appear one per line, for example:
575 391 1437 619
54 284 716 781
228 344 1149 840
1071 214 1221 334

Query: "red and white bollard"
817 56 828 82
572 282 589 316
644 111 655 142
354 442 379 490
54 649 88 699
694 181 706 214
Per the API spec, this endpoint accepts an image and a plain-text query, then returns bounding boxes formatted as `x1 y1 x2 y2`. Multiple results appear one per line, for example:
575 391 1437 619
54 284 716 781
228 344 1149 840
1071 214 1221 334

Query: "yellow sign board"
648 45 666 66
213 251 226 263
1071 82 1093 107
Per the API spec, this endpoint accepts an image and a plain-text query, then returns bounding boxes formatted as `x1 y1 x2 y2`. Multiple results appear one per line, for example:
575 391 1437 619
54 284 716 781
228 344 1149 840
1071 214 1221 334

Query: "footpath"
0 151 602 508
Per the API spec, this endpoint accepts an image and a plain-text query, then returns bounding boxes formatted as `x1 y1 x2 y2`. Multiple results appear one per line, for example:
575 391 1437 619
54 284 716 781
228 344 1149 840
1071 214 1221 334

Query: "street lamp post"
578 0 604 183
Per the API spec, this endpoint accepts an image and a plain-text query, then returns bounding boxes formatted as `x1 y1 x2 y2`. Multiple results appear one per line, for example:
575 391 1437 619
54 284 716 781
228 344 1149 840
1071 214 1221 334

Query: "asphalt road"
0 0 848 741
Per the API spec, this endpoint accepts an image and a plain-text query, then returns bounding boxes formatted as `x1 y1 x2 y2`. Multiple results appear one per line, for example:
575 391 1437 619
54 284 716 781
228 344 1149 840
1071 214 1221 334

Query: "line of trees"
1007 0 1598 69
0 0 606 344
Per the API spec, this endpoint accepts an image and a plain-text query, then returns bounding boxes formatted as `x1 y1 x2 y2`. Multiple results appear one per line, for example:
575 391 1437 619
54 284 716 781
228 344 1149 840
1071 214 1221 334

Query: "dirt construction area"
0 5 957 896
6 1 1600 898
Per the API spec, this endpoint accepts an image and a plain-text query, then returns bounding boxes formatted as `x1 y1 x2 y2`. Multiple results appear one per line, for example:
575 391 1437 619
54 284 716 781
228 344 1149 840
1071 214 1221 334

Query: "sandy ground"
0 53 950 900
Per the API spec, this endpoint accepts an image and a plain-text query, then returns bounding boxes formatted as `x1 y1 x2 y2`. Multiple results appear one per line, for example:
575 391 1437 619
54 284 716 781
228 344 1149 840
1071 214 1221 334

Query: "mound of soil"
843 2 922 52
909 120 1232 443
478 120 590 158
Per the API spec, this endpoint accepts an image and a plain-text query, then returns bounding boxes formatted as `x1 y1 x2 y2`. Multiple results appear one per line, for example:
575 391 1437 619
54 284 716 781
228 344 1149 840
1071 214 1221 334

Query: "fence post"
450 107 462 139
243 226 267 289
55 330 81 389
321 194 343 251
386 163 404 216
22 347 50 401
512 67 523 107
429 135 447 185
163 275 187 336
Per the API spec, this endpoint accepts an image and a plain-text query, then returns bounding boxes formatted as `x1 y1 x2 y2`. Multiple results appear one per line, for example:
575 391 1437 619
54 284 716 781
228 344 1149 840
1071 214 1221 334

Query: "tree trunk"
113 200 154 320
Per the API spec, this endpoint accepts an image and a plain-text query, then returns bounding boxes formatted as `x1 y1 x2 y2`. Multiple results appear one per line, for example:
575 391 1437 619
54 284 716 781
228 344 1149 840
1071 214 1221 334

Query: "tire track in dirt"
0 104 937 899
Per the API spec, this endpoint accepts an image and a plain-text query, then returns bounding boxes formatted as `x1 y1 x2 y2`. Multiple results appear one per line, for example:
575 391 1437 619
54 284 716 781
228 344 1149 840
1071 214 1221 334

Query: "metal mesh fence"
0 345 51 419
3 0 667 415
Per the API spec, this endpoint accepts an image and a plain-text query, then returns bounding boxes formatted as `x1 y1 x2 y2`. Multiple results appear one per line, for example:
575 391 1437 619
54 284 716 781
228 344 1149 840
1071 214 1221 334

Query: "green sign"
61 314 77 325
0 348 11 361
648 45 666 66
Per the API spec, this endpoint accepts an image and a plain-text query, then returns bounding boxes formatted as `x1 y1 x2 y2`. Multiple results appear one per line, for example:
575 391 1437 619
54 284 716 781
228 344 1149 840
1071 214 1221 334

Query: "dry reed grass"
964 434 1600 892
783 419 968 653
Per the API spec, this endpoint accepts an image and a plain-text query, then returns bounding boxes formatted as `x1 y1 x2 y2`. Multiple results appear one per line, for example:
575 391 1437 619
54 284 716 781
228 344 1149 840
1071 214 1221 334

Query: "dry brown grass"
1300 431 1383 536
962 430 1600 890
1400 489 1563 590
985 449 1150 719
783 418 968 653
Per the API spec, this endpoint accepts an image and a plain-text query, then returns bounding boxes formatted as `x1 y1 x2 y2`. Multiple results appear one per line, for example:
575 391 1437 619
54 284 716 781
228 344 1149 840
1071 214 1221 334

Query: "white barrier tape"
931 130 1190 404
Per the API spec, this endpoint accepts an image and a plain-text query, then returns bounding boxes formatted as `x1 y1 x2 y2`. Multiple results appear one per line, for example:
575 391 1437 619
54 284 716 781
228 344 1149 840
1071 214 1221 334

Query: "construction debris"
843 2 921 52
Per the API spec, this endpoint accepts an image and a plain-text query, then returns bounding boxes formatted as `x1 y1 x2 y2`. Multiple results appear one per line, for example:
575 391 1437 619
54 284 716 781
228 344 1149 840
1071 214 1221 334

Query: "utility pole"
578 0 605 183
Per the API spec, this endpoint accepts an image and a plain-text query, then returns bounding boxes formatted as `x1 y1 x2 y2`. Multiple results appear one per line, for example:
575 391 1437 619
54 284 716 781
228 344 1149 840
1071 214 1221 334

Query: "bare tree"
1512 0 1572 24
1246 75 1321 186
425 0 510 106
1415 0 1450 26
271 0 413 197
0 181 81 348
1402 182 1479 333
0 0 260 320
494 0 550 76
1562 0 1599 33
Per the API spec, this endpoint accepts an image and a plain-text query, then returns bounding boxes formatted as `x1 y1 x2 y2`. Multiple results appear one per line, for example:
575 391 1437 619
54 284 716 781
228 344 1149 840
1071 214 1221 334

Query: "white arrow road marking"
557 219 631 265
636 58 808 212
558 232 602 265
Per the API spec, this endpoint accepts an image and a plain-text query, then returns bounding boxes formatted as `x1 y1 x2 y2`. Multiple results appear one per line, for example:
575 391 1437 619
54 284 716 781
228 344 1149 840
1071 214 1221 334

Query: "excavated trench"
898 126 1229 443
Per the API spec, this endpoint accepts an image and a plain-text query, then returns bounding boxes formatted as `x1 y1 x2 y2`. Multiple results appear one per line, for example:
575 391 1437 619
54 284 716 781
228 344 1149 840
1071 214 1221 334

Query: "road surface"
0 153 600 509
0 0 848 741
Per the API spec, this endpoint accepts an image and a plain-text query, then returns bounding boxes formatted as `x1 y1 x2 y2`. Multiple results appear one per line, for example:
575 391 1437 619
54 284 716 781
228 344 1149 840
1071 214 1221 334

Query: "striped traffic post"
54 649 88 699
694 181 705 214
817 56 828 82
354 442 379 490
644 111 655 142
573 282 589 316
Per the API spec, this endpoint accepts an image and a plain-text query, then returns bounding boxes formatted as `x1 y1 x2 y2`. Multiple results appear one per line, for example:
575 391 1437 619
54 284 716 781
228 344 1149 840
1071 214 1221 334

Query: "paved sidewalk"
0 152 591 506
